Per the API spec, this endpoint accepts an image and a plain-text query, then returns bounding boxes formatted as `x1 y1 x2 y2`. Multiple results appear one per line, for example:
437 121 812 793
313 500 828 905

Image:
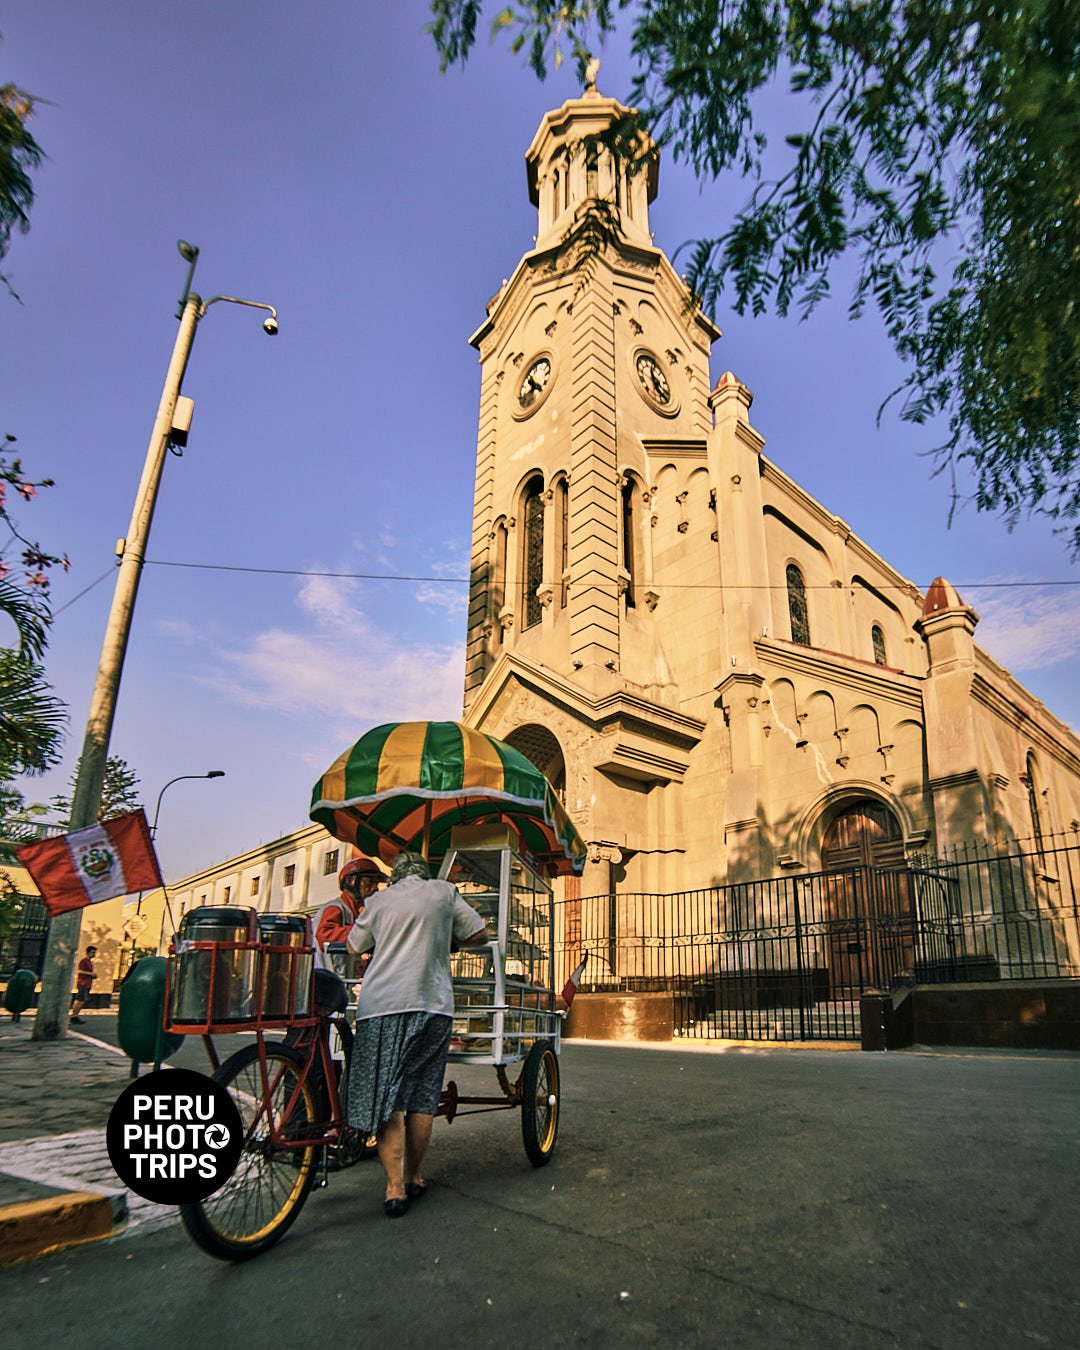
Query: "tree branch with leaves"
430 1 1080 550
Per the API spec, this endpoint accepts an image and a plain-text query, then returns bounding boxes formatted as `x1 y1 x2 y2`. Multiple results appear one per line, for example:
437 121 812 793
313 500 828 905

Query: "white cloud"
414 580 468 616
175 574 465 738
973 583 1080 672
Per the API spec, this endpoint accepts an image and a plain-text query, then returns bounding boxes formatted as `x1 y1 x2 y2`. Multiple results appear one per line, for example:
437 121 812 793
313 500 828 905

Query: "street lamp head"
262 316 278 336
177 240 199 263
207 770 225 779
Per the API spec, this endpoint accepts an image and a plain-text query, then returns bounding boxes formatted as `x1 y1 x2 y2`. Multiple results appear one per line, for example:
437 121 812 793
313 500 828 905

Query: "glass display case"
439 843 560 1064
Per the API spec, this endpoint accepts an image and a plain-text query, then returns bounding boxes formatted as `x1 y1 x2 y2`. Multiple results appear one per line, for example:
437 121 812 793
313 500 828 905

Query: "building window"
786 564 810 645
522 477 544 629
621 478 638 609
585 140 598 198
1025 752 1045 849
223 886 231 903
871 625 887 666
323 848 339 875
199 893 207 904
283 864 296 887
557 478 569 609
250 876 260 897
491 520 508 642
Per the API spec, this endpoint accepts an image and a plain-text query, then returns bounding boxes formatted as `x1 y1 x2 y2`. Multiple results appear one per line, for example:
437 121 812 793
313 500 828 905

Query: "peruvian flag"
17 810 164 918
560 953 589 1010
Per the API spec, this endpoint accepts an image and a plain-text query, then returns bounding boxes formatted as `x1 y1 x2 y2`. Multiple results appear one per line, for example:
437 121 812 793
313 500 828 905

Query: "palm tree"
0 573 50 661
0 646 66 782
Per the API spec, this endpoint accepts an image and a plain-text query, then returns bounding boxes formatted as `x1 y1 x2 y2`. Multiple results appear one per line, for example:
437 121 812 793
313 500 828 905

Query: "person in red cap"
313 856 384 973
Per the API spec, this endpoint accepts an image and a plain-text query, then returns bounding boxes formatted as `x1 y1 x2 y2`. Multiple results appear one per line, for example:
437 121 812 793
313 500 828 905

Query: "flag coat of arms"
16 810 164 918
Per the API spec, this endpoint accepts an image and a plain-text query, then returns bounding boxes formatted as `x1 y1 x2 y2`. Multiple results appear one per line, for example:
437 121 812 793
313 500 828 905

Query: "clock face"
518 357 552 409
636 352 671 405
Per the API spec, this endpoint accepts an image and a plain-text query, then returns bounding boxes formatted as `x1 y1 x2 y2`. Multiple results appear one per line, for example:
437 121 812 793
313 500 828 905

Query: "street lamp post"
33 245 276 1041
151 770 226 840
122 770 225 972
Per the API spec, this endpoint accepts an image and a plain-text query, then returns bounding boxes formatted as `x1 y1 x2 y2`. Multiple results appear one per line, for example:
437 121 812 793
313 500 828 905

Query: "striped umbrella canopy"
309 721 585 876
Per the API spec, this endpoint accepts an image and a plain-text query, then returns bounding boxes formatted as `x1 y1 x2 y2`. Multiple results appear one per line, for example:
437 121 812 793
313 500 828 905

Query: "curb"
0 1189 127 1268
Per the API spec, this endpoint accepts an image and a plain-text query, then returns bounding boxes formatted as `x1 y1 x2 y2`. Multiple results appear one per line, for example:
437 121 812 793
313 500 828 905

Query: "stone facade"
459 85 1080 909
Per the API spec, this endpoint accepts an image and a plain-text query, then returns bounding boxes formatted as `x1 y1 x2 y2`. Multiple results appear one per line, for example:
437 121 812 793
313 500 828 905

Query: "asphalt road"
4 1040 1079 1349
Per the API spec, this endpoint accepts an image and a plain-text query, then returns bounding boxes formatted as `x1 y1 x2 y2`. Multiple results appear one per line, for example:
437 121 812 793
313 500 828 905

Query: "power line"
140 558 1080 592
51 566 115 616
48 555 1080 619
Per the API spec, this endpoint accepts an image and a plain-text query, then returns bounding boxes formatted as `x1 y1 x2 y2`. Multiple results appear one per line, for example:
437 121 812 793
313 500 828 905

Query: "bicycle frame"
203 1015 349 1153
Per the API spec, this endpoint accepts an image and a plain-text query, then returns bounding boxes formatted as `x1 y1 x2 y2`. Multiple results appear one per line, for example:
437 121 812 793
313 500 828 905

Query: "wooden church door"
821 802 911 991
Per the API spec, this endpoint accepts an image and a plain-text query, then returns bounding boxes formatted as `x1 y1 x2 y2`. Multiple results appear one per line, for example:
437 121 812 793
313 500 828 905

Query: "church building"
458 79 1080 938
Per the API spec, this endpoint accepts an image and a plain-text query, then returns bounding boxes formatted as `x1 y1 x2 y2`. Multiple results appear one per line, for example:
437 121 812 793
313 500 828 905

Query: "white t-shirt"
346 875 485 1019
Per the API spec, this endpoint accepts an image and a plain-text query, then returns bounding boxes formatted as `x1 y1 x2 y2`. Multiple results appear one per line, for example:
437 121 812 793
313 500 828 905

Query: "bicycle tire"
180 1042 319 1261
521 1039 560 1166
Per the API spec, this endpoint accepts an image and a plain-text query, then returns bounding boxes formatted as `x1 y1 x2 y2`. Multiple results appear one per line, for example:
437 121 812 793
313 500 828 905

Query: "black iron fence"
553 830 1080 1042
0 896 50 981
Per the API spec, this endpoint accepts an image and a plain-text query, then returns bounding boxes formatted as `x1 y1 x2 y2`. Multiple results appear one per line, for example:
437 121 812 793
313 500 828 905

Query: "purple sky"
3 1 1078 880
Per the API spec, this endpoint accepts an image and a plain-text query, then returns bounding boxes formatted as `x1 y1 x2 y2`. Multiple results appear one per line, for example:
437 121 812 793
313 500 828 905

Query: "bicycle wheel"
520 1039 560 1166
180 1042 319 1260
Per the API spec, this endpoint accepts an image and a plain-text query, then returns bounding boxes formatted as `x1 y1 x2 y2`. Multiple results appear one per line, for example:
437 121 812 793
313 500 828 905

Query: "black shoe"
70 1017 85 1024
405 1182 428 1201
383 1197 408 1218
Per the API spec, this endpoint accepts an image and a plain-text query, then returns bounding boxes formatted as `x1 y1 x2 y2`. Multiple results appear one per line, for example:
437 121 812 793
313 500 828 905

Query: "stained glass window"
871 625 887 666
557 479 569 608
523 479 544 629
622 479 637 608
787 564 810 645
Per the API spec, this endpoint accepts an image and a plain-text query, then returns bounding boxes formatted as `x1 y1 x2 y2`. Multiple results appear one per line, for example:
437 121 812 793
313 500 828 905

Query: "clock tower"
461 77 731 895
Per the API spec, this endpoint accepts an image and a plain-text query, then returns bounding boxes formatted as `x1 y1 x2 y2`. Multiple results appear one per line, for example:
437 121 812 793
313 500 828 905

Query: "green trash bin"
117 956 184 1069
4 967 37 1021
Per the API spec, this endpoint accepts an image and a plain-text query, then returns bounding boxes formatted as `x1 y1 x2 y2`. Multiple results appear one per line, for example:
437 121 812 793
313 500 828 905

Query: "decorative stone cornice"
755 638 924 710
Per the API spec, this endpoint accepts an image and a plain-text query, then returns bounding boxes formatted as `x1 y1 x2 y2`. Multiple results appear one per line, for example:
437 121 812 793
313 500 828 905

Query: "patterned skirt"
346 1011 452 1136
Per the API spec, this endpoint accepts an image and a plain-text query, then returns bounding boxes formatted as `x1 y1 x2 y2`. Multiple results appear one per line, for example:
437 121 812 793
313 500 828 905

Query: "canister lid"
179 906 251 935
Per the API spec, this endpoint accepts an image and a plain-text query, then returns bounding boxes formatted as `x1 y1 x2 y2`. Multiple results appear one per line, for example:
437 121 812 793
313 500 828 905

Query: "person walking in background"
346 850 488 1217
70 944 97 1023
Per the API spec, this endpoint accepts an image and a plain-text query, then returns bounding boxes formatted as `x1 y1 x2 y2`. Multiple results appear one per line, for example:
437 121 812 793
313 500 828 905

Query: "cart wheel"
180 1043 318 1261
521 1039 560 1166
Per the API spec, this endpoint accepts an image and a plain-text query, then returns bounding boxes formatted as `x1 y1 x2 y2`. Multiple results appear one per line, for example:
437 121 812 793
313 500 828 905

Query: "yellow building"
455 82 1080 999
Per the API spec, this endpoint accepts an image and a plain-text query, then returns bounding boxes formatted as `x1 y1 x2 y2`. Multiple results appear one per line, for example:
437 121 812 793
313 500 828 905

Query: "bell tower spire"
524 76 656 252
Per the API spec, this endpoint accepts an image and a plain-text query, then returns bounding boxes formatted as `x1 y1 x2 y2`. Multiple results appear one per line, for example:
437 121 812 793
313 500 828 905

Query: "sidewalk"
0 1013 134 1266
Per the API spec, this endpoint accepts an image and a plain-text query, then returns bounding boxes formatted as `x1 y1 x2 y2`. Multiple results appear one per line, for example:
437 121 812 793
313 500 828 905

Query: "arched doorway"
504 725 580 980
820 800 912 992
822 801 905 870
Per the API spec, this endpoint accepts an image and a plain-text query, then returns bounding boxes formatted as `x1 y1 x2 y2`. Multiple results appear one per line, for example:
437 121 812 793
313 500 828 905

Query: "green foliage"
0 868 22 942
52 754 143 825
0 79 43 299
0 436 69 660
429 1 1080 550
0 648 65 783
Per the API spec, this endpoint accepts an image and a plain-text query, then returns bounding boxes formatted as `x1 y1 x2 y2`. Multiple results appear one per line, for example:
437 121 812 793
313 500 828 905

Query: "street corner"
0 1188 127 1269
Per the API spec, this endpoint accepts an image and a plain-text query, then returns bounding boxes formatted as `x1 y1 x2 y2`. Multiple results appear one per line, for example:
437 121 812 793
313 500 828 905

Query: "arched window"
491 521 507 645
555 477 569 608
871 624 888 666
1025 751 1045 848
621 477 638 609
585 140 599 198
787 563 810 645
522 477 544 629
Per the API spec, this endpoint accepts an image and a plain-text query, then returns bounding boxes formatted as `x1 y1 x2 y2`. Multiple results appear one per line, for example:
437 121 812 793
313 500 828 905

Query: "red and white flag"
17 810 164 918
560 953 589 1010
